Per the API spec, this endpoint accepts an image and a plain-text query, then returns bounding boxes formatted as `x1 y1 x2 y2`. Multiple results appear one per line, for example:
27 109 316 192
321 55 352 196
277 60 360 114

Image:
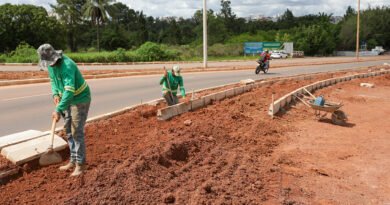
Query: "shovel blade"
39 151 63 166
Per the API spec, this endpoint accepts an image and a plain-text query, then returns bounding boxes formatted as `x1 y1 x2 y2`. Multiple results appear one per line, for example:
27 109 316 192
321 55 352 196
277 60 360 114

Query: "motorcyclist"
259 50 271 70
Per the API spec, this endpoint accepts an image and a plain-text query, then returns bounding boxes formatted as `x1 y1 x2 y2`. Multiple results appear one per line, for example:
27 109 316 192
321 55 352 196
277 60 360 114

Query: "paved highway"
0 59 388 136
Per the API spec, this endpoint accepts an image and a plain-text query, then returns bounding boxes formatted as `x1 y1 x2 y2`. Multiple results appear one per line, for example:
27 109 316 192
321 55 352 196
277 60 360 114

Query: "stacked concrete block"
284 95 291 106
225 88 235 98
190 98 205 111
1 133 67 165
176 102 191 114
243 84 252 92
157 106 177 120
203 93 216 106
215 91 226 101
234 86 245 95
0 130 43 150
157 102 191 121
305 85 314 92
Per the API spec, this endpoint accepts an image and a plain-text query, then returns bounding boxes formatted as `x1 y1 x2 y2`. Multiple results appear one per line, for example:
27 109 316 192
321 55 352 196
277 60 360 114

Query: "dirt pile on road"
0 70 389 204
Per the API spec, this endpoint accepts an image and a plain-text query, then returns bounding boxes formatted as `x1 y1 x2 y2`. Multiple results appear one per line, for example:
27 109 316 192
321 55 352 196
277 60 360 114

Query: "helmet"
265 49 269 53
172 65 181 76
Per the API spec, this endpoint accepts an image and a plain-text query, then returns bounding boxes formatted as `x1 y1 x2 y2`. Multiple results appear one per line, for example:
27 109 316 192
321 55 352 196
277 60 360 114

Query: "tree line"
0 1 389 56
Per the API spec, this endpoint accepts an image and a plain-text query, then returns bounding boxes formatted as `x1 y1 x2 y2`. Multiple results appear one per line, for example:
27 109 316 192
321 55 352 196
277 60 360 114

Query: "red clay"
0 68 389 204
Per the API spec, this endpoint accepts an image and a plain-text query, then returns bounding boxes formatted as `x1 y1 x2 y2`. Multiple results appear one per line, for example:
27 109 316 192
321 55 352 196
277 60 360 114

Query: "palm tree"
83 0 115 52
51 0 86 52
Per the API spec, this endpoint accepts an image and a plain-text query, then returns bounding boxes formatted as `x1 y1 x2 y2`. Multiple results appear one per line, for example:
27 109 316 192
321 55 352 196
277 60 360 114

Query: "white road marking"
0 93 50 102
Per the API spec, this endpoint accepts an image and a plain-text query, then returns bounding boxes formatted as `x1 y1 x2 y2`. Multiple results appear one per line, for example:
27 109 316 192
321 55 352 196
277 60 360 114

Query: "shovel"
164 66 176 105
39 119 63 166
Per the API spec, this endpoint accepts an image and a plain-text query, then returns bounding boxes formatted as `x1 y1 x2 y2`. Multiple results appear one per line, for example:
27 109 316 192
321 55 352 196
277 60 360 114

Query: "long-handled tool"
164 66 176 105
39 119 63 166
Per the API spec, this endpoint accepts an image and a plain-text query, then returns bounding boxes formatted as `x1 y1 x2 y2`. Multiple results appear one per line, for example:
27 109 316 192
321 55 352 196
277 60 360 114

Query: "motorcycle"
255 59 269 74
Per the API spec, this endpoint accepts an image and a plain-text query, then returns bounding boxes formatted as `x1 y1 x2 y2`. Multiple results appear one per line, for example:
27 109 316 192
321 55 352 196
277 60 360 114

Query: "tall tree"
51 0 85 51
278 9 295 29
83 0 116 51
0 4 65 52
218 0 237 34
344 6 356 20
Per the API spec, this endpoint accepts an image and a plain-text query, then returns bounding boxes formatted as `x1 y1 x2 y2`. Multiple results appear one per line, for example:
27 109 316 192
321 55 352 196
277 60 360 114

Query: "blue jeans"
62 102 90 165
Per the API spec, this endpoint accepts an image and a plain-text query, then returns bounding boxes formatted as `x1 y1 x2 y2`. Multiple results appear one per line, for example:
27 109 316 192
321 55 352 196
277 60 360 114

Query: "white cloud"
0 0 388 18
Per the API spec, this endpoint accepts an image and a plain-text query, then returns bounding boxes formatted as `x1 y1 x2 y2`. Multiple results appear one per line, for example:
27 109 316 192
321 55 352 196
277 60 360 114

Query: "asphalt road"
0 59 388 136
1 56 388 72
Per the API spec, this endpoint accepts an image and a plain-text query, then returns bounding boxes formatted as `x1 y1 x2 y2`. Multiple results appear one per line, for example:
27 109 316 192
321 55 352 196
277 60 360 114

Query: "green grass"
0 42 259 63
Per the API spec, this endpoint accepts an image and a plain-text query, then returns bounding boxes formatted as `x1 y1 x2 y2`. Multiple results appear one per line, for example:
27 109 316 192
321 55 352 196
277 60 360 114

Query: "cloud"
1 0 389 18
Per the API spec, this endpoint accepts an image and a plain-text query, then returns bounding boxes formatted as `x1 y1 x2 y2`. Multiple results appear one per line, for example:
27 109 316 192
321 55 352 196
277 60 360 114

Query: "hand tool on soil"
39 119 63 166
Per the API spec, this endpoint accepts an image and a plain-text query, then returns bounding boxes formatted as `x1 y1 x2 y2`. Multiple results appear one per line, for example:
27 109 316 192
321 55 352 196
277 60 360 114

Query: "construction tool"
164 66 176 105
39 119 62 166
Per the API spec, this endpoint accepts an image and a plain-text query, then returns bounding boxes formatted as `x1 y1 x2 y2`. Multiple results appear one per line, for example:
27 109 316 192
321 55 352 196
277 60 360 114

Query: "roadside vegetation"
0 1 389 63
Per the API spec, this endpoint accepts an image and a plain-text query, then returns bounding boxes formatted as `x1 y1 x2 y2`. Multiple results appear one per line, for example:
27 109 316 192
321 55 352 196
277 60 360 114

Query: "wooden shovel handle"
303 88 316 99
50 119 57 150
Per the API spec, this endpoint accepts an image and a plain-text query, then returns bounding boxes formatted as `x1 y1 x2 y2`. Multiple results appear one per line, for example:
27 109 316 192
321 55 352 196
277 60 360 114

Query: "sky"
1 0 389 18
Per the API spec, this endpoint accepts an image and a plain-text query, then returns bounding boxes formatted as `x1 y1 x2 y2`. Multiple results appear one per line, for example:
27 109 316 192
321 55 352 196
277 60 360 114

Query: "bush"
6 42 38 63
136 42 180 61
136 42 165 61
0 54 6 63
112 48 127 62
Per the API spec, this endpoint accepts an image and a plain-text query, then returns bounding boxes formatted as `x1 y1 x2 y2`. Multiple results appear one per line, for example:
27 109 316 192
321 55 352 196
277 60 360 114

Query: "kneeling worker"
160 65 185 106
37 44 91 177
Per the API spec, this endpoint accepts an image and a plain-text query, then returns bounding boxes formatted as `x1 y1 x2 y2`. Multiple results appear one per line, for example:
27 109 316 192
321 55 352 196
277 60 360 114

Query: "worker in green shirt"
37 44 91 177
160 65 186 106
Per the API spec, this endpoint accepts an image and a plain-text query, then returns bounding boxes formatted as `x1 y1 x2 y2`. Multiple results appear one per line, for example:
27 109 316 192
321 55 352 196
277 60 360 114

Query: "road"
1 56 389 71
0 59 388 136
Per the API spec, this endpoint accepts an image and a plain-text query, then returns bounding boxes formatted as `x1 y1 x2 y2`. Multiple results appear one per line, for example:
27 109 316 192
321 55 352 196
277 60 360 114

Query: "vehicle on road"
372 46 385 55
271 51 288 59
255 59 269 74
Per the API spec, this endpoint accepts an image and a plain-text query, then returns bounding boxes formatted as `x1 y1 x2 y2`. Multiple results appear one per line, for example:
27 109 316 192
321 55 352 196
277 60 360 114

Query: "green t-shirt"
48 55 91 112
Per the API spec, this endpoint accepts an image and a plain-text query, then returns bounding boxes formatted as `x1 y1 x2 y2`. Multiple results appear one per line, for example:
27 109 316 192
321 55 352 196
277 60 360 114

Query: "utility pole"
203 0 208 68
356 0 360 60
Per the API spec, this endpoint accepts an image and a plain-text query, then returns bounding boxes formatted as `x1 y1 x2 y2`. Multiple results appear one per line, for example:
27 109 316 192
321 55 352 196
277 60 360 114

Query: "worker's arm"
159 76 166 85
55 66 75 113
159 70 169 85
48 69 59 98
179 77 185 97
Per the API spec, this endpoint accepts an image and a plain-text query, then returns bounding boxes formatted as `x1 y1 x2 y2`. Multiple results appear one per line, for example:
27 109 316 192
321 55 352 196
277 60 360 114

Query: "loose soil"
273 74 390 204
0 68 389 204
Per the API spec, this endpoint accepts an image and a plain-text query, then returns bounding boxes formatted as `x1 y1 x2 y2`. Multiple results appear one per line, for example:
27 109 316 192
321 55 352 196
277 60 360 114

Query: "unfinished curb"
268 69 390 116
157 68 390 121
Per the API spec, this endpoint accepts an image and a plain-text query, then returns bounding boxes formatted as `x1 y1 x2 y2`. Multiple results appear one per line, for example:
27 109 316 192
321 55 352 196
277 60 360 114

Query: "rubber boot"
70 164 86 177
59 162 75 171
